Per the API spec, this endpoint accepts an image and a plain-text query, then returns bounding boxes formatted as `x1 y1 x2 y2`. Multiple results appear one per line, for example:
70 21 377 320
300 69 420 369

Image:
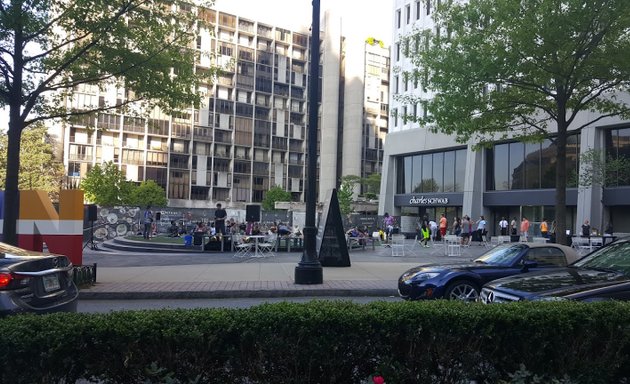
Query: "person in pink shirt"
439 213 448 237
520 216 530 241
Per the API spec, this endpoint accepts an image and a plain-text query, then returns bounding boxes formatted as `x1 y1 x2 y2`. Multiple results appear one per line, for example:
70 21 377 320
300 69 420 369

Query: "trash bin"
183 235 193 247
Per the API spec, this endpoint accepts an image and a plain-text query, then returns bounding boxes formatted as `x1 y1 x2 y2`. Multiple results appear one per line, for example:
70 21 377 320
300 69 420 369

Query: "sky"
0 0 393 131
214 0 393 42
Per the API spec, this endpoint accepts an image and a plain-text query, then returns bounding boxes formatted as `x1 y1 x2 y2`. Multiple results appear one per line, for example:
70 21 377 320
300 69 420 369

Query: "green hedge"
0 300 629 383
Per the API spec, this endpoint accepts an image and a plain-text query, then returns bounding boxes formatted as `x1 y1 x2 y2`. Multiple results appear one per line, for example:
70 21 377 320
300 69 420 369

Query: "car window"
525 247 568 267
475 244 527 266
574 241 630 275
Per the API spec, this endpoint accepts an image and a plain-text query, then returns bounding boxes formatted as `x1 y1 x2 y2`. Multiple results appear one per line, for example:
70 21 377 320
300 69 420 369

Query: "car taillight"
0 273 13 288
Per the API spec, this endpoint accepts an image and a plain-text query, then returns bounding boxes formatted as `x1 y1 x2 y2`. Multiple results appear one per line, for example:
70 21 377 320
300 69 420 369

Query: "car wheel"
445 280 479 302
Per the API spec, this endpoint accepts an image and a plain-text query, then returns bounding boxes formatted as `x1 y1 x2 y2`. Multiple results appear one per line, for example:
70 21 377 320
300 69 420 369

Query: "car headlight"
403 271 440 282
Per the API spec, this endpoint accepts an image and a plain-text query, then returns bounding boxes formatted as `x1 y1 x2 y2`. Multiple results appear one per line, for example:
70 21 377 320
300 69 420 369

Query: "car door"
523 246 570 272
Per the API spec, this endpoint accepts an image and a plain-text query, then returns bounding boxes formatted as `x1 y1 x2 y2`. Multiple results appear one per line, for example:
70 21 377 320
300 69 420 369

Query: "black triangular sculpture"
316 189 351 267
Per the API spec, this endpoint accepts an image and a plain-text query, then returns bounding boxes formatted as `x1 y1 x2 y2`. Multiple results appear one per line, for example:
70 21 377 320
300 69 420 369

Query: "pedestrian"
452 216 461 236
540 218 549 238
383 213 394 239
461 216 471 245
142 205 153 239
429 219 438 241
510 217 518 236
581 219 591 237
439 213 448 238
520 216 530 242
214 203 227 235
476 215 487 243
499 217 508 236
420 223 431 247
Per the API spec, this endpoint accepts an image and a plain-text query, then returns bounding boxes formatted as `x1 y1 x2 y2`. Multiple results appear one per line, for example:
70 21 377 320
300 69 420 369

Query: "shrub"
0 301 629 383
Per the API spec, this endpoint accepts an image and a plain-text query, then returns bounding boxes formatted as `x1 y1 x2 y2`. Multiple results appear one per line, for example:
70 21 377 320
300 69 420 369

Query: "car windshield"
573 241 630 276
474 244 527 266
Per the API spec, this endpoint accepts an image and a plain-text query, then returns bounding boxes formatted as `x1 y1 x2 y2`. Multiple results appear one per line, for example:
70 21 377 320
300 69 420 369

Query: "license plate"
42 274 60 292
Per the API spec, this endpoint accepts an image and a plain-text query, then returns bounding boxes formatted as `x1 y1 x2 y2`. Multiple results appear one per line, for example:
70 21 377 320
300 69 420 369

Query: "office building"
54 5 390 210
380 0 630 235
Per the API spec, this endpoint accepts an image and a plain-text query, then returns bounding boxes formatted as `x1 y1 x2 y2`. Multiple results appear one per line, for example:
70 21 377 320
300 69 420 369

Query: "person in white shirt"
499 217 508 236
429 220 438 241
476 216 487 243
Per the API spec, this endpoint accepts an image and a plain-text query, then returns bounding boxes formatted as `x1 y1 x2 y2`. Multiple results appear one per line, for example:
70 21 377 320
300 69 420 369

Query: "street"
78 296 401 313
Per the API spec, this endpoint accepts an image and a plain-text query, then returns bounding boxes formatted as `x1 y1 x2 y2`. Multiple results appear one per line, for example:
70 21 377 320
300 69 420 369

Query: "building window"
426 0 431 15
396 148 466 194
406 4 411 24
394 75 399 94
605 127 630 186
396 9 401 29
416 1 421 20
395 42 400 61
486 134 580 191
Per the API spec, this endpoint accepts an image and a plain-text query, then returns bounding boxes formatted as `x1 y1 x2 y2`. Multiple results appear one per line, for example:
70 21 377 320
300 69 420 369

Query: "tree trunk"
3 115 22 245
555 110 568 245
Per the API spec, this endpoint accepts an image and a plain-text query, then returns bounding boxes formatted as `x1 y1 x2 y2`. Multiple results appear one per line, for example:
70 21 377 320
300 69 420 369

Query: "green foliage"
0 0 217 243
129 180 168 207
578 149 630 188
400 0 630 244
338 175 361 215
80 162 134 205
363 173 381 198
0 301 629 383
0 125 64 199
262 185 292 211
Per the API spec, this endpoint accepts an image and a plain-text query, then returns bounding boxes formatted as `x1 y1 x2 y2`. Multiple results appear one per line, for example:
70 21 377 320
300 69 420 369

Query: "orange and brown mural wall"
0 190 84 265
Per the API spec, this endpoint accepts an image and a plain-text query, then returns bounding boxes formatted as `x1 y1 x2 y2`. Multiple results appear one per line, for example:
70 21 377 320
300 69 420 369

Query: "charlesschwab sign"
409 196 449 205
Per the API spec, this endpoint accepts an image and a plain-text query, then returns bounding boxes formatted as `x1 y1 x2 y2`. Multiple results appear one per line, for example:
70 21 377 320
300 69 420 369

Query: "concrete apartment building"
55 4 390 210
380 0 630 235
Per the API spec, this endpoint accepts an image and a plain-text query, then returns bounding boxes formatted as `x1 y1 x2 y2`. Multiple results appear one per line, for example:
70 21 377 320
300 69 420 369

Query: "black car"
0 242 78 315
480 238 630 303
398 243 578 301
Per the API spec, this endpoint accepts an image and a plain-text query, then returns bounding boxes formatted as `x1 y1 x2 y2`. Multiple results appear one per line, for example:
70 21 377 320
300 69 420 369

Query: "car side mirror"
522 260 538 270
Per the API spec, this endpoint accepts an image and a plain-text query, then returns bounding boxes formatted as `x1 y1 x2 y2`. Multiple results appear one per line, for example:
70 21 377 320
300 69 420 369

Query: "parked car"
398 243 579 302
0 242 78 315
480 238 630 303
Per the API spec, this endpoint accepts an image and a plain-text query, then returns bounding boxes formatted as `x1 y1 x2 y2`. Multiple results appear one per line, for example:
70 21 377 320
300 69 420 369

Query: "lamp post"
295 0 323 284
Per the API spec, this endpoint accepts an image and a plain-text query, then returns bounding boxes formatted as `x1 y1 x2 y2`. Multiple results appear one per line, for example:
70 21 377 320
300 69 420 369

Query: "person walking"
452 216 461 236
499 217 508 236
520 216 530 242
142 205 153 239
420 223 431 247
461 216 471 245
510 217 518 236
540 218 549 238
476 215 487 244
439 213 448 238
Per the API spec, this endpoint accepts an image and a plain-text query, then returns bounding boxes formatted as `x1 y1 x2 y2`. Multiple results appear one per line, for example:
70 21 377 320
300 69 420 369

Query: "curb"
79 288 399 300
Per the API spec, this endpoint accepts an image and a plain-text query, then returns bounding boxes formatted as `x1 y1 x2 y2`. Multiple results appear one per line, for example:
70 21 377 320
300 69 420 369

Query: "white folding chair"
232 234 253 258
390 234 406 256
443 235 461 257
258 233 277 257
572 237 591 255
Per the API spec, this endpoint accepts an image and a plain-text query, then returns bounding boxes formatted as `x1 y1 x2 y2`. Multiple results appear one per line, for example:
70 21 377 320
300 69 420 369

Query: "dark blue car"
398 243 579 302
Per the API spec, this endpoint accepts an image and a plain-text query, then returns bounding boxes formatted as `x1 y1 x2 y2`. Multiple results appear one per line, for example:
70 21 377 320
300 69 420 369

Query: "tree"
80 162 133 206
0 0 216 244
577 149 630 188
129 180 167 207
262 185 292 211
363 173 381 200
338 175 361 216
401 0 630 245
0 125 64 199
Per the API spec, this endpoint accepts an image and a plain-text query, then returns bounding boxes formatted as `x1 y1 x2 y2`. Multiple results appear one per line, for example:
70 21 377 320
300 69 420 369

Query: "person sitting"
346 227 365 247
251 223 261 236
168 221 180 237
278 222 291 236
193 221 206 234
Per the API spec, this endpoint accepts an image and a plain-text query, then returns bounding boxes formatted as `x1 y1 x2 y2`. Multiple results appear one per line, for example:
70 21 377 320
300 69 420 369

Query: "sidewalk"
79 241 488 300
